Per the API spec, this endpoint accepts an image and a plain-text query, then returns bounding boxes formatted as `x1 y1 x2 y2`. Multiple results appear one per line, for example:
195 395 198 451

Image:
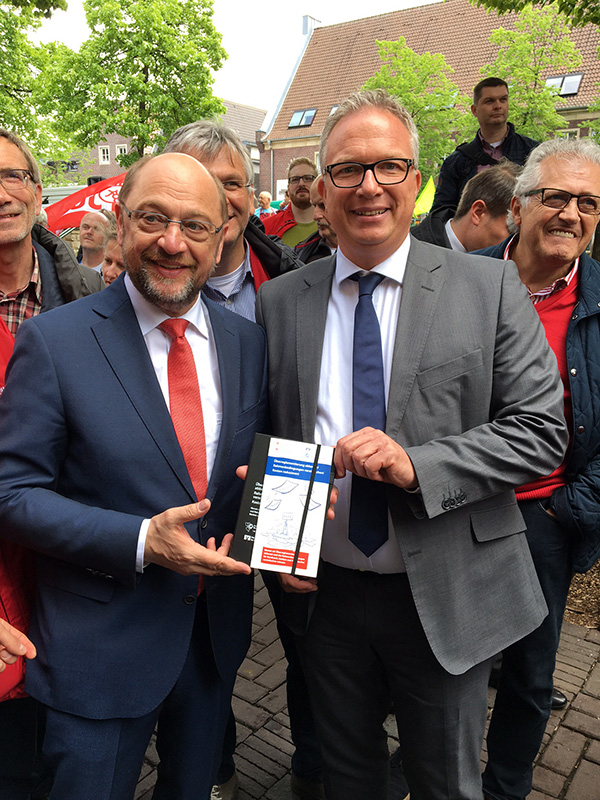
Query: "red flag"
45 174 126 233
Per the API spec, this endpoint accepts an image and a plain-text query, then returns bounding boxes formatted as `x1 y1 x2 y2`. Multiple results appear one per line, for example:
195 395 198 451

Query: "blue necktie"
349 272 389 557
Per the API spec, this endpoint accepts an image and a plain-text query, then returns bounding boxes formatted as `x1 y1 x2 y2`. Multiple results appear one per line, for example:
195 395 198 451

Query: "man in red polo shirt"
478 137 600 800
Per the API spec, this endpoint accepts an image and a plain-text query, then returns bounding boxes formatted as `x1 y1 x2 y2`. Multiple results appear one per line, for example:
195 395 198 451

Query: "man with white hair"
478 137 600 800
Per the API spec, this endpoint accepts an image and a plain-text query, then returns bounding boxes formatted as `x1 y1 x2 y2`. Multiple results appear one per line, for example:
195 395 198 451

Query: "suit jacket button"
201 518 208 529
183 594 196 605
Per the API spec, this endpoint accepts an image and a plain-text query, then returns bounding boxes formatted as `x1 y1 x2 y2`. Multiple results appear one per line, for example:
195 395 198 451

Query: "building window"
557 128 580 140
545 73 583 96
116 144 128 158
289 108 317 128
330 105 339 116
98 146 110 164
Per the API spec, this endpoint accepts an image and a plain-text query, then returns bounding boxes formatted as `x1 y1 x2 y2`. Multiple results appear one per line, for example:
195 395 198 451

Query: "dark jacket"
244 215 301 278
31 224 104 311
480 238 600 573
294 230 333 264
410 206 454 249
432 123 539 212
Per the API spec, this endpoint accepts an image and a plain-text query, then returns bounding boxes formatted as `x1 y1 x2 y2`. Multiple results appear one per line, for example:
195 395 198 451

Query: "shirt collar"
334 234 411 287
502 234 579 300
124 273 209 339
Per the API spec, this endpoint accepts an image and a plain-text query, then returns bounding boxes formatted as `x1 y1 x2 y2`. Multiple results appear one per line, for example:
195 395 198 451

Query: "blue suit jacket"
0 276 268 719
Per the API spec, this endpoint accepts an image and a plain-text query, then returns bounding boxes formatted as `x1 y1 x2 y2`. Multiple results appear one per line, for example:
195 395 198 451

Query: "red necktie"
159 319 208 502
160 319 207 593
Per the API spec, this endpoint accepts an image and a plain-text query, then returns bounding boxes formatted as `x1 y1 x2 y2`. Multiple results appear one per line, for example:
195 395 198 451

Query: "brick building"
257 0 600 197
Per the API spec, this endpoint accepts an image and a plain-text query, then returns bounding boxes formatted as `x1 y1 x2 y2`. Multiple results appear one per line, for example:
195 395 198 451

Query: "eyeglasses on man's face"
289 174 316 186
523 188 600 216
120 203 225 242
220 180 252 195
0 168 34 193
324 158 414 188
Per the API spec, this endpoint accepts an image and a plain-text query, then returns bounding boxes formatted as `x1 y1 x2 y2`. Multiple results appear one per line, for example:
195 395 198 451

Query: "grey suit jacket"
256 237 568 675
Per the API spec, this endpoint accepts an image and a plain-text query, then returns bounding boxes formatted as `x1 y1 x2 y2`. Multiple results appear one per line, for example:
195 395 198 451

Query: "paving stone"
586 739 600 764
532 764 565 796
540 727 587 775
238 657 268 680
236 743 288 779
257 726 295 756
253 638 286 667
257 684 288 714
565 757 600 799
571 693 600 718
584 664 600 698
253 603 278 627
563 709 600 739
236 753 281 788
243 732 292 767
232 696 272 730
255 660 288 690
264 775 293 799
584 629 600 645
234 674 270 703
253 585 270 609
236 722 253 743
253 619 280 646
236 760 272 797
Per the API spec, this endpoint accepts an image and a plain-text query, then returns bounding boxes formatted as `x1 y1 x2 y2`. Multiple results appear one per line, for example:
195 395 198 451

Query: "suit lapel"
296 258 335 442
386 238 445 439
204 299 239 502
90 279 196 500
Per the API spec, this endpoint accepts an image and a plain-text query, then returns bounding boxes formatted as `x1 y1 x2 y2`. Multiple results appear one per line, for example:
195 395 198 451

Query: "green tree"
0 5 42 136
37 0 227 168
362 38 474 183
471 0 599 29
481 5 582 141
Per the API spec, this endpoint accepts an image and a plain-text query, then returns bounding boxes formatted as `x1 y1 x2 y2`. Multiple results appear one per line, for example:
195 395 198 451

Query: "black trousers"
297 562 492 800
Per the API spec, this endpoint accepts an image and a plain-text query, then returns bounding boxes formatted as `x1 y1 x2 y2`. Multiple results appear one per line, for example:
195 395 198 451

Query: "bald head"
116 153 228 316
79 212 110 267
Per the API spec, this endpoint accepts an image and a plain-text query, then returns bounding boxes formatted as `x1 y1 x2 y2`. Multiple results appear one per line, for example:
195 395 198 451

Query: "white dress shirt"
125 275 222 569
314 238 411 573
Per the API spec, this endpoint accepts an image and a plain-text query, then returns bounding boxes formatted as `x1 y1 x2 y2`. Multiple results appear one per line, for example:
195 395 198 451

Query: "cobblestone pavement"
136 574 600 800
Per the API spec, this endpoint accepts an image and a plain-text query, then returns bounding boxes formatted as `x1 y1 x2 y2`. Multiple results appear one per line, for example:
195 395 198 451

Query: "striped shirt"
502 235 579 305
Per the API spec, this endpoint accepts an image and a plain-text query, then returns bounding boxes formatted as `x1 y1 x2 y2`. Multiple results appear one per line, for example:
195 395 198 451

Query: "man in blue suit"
0 153 268 800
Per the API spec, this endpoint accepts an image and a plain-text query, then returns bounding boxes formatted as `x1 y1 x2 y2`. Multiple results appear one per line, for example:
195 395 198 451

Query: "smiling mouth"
550 230 576 238
355 210 386 217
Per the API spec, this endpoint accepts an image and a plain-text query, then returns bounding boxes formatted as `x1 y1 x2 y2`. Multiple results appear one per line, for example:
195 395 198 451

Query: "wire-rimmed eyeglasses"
120 203 225 242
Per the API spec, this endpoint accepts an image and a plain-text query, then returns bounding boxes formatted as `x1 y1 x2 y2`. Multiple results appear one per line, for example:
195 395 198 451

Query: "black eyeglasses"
523 188 600 216
324 158 414 188
0 168 33 192
289 175 316 185
121 203 225 242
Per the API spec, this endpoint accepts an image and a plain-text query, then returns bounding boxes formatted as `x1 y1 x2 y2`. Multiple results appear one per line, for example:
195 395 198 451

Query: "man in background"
413 160 520 251
78 211 110 272
478 137 600 800
432 77 538 211
263 157 318 247
295 179 338 264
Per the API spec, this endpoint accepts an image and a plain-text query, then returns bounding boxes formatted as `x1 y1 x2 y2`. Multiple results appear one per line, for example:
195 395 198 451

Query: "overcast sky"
33 0 439 117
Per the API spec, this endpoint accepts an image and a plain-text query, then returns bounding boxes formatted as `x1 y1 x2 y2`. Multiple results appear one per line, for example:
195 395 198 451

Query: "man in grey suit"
255 90 568 800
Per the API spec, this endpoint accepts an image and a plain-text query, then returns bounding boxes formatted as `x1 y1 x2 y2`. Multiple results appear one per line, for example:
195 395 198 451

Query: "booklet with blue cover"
232 434 335 577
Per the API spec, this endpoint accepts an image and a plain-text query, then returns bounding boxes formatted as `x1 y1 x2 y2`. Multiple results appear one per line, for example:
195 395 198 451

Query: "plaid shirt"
0 248 42 336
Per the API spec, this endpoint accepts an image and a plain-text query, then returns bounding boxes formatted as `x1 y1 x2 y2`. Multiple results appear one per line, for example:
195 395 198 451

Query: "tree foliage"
482 5 582 141
471 0 599 29
6 0 66 19
362 38 474 183
37 0 227 167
